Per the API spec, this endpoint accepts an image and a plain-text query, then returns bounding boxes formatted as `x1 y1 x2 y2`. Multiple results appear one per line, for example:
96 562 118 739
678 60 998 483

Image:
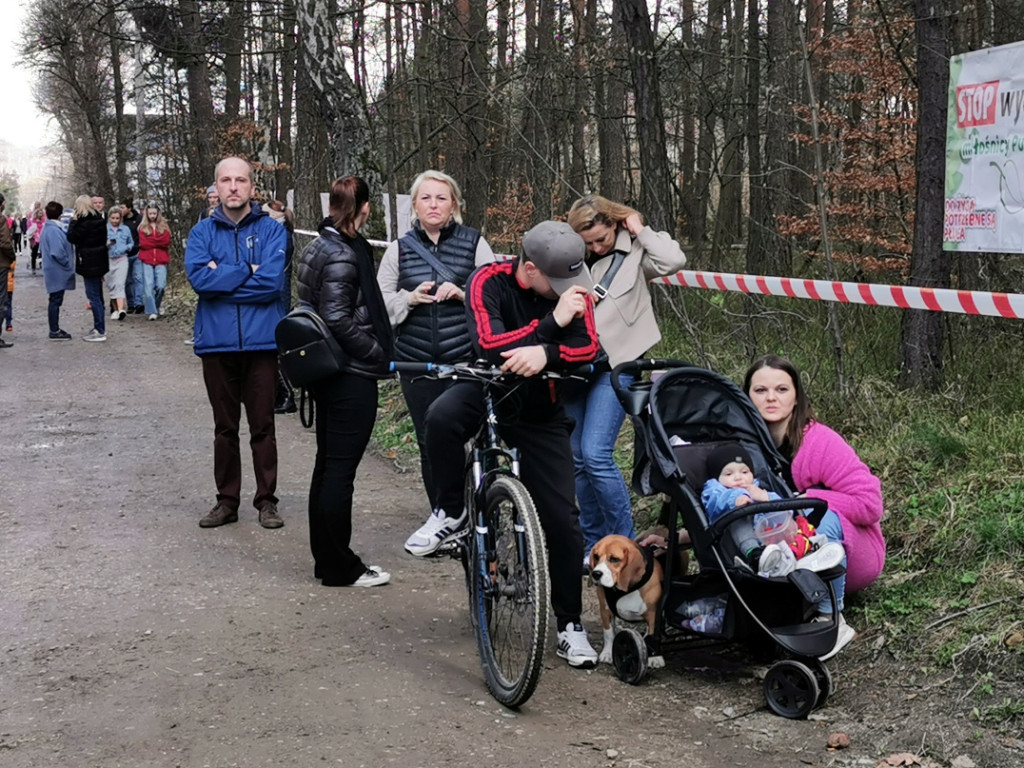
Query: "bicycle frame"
465 381 523 593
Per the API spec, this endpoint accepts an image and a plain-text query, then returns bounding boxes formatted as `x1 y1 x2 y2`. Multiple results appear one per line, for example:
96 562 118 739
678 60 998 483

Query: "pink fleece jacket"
791 421 885 593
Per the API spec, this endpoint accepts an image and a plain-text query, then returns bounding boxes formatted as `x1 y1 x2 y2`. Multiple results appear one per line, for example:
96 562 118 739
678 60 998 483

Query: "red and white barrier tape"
297 230 1023 319
658 270 1024 319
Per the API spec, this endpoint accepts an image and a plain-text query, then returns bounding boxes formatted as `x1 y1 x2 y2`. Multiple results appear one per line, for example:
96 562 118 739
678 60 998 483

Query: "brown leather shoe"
199 503 238 528
258 502 284 529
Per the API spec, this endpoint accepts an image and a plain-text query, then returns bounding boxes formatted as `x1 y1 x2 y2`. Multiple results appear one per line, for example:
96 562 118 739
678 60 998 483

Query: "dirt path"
1 261 1019 768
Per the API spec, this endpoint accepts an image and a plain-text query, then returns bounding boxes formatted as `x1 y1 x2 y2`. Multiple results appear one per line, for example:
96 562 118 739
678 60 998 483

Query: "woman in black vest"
376 170 496 557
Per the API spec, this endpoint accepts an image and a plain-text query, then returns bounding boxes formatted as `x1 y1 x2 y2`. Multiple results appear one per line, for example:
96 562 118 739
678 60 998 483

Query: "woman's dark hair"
329 176 370 233
45 201 64 220
743 354 815 457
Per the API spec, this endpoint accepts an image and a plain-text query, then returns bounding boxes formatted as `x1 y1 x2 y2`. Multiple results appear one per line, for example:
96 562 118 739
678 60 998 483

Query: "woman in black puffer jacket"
295 176 394 588
66 195 109 341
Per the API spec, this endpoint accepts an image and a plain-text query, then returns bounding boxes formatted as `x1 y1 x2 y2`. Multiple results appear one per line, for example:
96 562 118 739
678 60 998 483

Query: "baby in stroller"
702 443 846 580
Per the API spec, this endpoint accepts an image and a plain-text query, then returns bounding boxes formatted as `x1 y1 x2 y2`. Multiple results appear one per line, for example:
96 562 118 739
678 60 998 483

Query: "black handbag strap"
401 234 460 285
592 251 627 302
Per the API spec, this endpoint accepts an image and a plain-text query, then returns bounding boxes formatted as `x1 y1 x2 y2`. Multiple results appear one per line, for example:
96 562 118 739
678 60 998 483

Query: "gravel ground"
2 259 1021 768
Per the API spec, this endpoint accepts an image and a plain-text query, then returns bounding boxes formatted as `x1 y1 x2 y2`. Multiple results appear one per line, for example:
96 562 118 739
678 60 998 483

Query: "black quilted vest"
393 222 480 363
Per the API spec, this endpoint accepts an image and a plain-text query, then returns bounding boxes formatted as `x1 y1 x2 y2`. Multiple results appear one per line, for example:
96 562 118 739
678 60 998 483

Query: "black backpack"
275 305 350 388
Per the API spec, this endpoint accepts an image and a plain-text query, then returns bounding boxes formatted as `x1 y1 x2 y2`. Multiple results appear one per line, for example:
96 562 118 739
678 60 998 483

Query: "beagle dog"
589 534 666 668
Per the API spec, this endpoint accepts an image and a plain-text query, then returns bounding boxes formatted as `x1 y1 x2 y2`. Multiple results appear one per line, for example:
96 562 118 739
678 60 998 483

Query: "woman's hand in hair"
624 212 645 237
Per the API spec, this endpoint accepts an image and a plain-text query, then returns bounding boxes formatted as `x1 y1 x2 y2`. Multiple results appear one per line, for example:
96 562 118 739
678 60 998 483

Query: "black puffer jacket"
67 212 109 278
295 224 390 380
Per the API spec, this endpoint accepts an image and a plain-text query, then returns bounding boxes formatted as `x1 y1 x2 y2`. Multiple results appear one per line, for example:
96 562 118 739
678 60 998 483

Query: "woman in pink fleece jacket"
743 355 886 595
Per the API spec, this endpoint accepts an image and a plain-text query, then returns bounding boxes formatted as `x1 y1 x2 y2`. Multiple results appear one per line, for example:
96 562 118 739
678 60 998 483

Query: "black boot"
275 392 297 414
274 369 297 414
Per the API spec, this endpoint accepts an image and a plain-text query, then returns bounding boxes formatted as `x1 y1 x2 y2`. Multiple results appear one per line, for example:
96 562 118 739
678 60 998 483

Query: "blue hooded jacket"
185 202 287 354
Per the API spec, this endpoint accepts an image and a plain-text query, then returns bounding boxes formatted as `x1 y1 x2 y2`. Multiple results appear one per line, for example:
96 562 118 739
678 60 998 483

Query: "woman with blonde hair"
565 194 687 563
66 194 110 341
106 205 135 320
138 204 172 319
376 170 496 556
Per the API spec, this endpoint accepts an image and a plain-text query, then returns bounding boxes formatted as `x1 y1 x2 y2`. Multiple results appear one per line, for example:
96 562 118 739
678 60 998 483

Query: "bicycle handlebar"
389 360 594 380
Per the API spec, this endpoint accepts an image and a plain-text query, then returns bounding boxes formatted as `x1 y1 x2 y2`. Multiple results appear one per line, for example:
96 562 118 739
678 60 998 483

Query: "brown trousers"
201 351 279 511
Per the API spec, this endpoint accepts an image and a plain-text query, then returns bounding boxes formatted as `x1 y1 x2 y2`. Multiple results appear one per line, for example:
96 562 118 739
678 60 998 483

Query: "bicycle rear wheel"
469 475 549 708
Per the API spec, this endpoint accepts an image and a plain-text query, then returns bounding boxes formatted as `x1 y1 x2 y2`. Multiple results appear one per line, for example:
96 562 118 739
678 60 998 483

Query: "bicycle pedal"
432 533 469 558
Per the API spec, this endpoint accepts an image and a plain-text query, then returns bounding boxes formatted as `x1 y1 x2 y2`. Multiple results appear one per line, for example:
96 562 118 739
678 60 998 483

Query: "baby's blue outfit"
702 478 783 555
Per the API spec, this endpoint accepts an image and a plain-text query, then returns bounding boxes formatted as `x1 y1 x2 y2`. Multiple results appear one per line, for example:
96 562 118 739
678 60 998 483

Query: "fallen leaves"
827 732 851 750
876 753 955 768
878 754 921 766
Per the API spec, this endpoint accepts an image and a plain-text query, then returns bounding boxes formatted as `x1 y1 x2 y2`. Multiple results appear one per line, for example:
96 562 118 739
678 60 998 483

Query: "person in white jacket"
565 194 687 564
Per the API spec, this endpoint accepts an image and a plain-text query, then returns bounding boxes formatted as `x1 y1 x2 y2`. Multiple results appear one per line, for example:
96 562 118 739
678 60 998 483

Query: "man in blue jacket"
186 156 288 530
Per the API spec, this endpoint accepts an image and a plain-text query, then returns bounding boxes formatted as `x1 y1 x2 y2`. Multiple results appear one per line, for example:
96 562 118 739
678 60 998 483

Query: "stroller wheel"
763 660 820 719
611 628 649 685
808 658 834 708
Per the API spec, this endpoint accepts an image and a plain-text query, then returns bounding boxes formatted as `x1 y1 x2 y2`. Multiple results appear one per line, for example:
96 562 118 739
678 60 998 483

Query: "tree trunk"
293 51 330 228
567 0 589 198
524 0 556 222
106 4 129 200
222 0 244 119
598 6 626 202
898 0 950 391
133 39 148 199
761 0 797 274
678 0 697 241
617 0 674 231
746 0 775 273
711 0 746 261
295 0 378 188
178 0 218 181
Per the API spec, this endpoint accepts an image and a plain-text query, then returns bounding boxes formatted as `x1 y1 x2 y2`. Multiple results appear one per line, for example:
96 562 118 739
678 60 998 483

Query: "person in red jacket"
411 220 602 668
137 204 172 319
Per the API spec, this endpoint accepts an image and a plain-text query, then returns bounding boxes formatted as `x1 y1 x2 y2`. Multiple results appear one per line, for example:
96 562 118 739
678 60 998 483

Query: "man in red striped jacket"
407 220 602 668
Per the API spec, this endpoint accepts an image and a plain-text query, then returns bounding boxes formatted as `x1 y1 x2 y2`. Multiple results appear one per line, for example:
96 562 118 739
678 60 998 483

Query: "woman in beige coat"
566 194 687 563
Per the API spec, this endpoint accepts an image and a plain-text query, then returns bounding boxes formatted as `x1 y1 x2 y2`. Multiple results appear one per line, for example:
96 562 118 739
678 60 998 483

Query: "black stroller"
608 359 844 718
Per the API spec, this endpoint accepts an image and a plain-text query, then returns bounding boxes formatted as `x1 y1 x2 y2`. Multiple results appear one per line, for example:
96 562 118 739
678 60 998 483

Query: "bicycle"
391 360 590 708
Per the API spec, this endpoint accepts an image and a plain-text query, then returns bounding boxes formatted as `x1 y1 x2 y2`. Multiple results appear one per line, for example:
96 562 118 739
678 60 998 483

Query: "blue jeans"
83 277 105 333
141 263 167 315
48 290 65 333
126 256 143 308
815 510 846 613
564 372 635 554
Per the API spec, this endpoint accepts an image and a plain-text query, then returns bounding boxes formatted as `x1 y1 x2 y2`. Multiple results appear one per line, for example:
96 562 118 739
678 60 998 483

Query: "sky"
0 0 57 149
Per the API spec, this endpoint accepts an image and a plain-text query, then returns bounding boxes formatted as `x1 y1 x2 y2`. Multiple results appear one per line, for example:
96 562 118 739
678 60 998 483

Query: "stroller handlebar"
707 496 830 542
611 359 692 416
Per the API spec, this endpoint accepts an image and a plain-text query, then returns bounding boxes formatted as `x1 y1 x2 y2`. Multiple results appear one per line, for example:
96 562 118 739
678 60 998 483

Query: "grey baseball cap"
521 220 593 294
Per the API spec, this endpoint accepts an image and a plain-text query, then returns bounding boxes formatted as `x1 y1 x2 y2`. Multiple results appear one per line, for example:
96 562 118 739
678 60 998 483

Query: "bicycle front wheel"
469 475 549 708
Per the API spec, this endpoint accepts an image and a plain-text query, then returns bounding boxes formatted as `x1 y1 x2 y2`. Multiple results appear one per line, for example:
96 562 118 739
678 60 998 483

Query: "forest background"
11 0 1024 736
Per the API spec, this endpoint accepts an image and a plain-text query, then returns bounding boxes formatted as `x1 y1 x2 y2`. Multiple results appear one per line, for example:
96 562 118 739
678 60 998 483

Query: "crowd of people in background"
0 184 295 346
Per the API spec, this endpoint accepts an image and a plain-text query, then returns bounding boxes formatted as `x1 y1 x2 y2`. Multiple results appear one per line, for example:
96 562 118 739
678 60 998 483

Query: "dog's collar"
612 545 656 595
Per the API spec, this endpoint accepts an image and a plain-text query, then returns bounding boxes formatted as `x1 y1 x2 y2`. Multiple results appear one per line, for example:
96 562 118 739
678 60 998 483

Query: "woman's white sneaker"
351 567 390 587
816 613 856 661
